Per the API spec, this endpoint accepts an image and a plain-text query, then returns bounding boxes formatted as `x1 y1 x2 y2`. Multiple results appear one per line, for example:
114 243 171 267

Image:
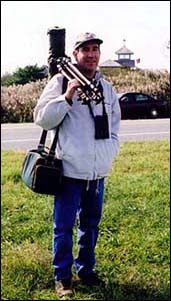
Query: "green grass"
1 141 170 300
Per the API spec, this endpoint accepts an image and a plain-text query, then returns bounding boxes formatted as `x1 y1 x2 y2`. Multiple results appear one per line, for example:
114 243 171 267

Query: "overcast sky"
1 1 170 75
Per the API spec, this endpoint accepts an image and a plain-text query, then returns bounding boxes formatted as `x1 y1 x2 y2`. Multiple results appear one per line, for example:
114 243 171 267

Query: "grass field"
1 140 170 300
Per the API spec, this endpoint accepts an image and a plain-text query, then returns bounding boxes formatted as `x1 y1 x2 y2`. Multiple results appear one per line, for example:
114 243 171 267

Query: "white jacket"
34 72 121 180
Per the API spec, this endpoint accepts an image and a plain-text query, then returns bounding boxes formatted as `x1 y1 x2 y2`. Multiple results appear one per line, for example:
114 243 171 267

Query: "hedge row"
1 68 170 123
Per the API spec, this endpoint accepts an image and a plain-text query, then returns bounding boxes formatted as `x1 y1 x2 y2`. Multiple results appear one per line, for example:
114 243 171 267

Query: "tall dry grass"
1 68 170 123
1 79 48 122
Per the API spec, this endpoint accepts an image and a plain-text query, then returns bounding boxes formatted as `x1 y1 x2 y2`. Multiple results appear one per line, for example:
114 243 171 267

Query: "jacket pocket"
95 139 115 174
60 136 94 174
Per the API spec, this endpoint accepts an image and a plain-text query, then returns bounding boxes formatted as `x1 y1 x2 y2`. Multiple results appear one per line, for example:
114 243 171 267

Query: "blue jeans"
52 177 104 280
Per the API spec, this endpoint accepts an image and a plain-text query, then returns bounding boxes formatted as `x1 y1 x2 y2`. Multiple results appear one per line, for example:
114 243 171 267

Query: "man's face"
73 42 101 74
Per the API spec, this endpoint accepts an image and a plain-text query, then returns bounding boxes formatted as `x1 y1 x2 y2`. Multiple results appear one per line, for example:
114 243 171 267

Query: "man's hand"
65 79 81 104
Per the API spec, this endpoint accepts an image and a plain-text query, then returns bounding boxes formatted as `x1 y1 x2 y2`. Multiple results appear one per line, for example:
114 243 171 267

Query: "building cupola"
115 39 135 67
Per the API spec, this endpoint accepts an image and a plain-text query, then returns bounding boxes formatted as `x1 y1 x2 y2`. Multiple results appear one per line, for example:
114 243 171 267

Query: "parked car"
117 92 165 119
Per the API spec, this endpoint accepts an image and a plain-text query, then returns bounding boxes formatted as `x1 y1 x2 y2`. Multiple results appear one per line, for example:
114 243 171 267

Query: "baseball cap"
74 32 103 50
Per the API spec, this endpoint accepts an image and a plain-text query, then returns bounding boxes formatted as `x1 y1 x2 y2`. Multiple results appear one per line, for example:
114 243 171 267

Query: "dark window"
135 94 149 102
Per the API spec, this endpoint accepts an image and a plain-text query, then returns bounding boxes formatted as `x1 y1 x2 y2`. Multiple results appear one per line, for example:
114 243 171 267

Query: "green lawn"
1 140 170 300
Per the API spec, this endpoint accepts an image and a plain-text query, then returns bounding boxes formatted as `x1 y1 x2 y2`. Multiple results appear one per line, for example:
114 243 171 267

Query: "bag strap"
38 129 48 150
48 121 62 157
38 76 68 155
87 81 107 120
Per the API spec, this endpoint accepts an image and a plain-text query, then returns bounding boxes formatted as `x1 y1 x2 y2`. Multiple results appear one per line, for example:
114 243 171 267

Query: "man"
34 32 121 298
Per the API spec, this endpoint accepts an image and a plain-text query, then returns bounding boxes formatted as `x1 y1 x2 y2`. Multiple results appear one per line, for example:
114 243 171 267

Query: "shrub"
1 79 48 123
1 65 48 86
1 68 170 122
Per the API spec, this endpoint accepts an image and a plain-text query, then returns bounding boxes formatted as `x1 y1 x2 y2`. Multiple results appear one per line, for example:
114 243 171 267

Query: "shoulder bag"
21 125 63 195
21 77 69 195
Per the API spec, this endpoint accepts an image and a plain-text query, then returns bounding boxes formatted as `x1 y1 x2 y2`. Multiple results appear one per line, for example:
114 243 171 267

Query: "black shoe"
78 271 102 286
55 278 73 298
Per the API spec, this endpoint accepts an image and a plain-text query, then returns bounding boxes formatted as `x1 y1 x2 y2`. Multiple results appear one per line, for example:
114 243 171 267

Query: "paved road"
1 119 170 150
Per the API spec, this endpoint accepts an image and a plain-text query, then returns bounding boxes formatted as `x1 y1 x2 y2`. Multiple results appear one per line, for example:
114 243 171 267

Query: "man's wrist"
65 96 73 106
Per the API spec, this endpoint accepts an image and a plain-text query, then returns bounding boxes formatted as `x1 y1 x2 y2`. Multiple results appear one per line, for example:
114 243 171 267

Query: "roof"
115 39 134 55
99 59 123 67
115 46 134 55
